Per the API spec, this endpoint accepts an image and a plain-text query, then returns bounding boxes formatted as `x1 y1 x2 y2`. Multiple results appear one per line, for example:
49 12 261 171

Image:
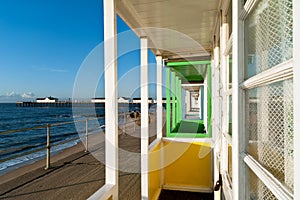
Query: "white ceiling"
117 0 221 59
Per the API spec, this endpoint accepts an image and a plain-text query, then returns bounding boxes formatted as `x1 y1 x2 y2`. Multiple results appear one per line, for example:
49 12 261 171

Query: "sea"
0 103 141 175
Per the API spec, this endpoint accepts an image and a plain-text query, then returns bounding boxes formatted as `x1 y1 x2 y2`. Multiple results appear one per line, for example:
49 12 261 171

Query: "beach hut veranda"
89 0 298 199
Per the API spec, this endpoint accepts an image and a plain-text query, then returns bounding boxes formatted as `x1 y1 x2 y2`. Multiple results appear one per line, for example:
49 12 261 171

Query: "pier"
16 102 105 107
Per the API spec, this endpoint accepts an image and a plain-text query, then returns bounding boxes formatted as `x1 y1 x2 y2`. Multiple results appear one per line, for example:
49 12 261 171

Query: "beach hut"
90 0 297 199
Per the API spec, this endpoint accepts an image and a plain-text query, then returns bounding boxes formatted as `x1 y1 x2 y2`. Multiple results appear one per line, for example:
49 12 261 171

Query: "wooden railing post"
123 113 126 133
85 118 88 152
45 124 51 170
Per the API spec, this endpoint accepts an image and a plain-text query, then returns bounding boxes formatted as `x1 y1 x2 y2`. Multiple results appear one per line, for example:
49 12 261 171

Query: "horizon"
0 96 166 103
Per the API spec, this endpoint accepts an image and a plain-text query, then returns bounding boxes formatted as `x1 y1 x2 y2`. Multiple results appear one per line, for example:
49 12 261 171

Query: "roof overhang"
116 0 221 59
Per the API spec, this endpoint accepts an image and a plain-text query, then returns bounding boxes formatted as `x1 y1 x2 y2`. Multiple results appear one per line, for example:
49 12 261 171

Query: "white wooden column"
140 37 149 200
204 72 208 132
213 42 220 142
104 0 118 198
220 13 229 173
213 42 221 200
293 0 300 198
172 72 177 129
156 55 163 139
232 0 247 199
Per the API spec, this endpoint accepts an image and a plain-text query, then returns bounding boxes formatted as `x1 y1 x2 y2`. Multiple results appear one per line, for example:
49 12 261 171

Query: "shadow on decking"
159 190 213 200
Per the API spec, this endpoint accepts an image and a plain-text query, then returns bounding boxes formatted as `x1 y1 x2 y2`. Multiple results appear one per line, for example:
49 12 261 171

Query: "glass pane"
245 0 293 79
249 167 277 200
247 79 294 192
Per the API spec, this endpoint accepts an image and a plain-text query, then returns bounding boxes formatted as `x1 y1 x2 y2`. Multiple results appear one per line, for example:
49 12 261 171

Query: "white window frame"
293 0 300 199
231 0 296 199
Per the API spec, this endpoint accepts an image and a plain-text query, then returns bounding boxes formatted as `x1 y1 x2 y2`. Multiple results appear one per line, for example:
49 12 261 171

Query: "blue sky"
0 0 159 102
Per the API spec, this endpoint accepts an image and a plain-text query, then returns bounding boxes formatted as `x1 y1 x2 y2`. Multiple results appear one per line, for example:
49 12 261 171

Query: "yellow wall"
149 141 162 200
163 141 212 189
148 141 212 200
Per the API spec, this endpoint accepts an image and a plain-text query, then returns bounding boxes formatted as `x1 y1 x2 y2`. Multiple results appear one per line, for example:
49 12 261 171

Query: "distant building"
91 98 105 103
118 97 131 103
36 96 58 103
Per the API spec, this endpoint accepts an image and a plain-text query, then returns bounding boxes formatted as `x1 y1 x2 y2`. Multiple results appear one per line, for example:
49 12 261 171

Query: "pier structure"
16 101 158 108
16 102 103 107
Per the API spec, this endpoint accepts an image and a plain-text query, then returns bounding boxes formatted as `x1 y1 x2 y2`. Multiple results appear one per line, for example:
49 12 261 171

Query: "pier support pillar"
140 36 149 199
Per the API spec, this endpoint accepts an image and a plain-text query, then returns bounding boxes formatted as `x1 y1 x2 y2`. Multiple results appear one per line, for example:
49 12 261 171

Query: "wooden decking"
0 113 158 200
0 147 105 200
0 112 213 200
0 134 146 200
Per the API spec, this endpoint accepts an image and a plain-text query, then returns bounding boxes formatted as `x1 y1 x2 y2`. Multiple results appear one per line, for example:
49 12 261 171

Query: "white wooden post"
293 0 300 198
104 0 118 198
220 12 229 175
156 55 163 139
213 41 221 200
213 38 220 139
232 0 247 199
172 72 176 129
140 37 149 200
